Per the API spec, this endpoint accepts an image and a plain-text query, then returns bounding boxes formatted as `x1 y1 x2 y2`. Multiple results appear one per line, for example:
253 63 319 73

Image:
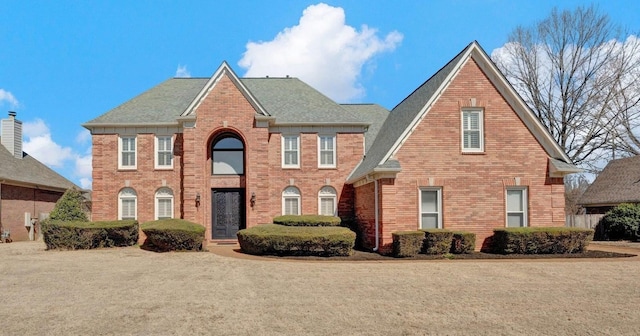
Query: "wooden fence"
565 214 605 229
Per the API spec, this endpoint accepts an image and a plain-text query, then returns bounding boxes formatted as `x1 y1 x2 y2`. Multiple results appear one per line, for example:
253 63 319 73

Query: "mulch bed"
246 249 636 261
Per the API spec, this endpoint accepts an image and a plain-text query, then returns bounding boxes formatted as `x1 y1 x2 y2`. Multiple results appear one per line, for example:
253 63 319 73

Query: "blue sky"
1 0 638 189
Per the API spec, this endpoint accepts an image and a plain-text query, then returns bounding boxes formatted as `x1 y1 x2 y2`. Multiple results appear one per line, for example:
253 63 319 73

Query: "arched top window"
155 187 174 220
212 134 244 175
282 186 301 215
318 186 337 216
118 188 137 220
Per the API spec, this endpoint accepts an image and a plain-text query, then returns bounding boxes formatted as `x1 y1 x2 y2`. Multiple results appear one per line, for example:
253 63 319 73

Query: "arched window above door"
212 134 244 175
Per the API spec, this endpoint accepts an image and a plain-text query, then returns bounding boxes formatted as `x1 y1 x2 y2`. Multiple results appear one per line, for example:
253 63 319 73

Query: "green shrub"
42 220 138 250
237 224 355 257
596 204 640 241
450 232 476 254
273 215 341 227
492 227 594 254
141 219 205 252
391 231 424 257
49 189 88 222
420 229 454 255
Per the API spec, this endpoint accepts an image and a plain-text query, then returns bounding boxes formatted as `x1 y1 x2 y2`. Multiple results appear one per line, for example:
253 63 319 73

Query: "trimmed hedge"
450 232 476 254
420 229 454 255
492 227 594 254
596 203 640 241
141 219 205 252
273 215 342 227
392 231 424 257
42 220 138 250
237 224 355 256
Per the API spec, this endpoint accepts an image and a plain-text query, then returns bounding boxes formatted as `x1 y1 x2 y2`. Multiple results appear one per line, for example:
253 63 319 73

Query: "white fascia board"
469 45 572 163
180 62 269 117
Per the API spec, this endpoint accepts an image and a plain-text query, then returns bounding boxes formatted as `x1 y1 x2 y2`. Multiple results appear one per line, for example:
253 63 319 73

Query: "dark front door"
212 189 245 239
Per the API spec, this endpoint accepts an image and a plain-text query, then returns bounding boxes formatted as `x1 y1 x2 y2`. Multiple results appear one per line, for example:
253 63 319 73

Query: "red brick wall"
91 133 182 223
1 184 62 241
355 58 565 251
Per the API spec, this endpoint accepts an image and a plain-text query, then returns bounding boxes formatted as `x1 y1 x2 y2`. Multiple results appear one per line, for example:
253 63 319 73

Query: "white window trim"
461 109 484 153
419 187 442 229
154 135 173 170
118 188 137 220
155 188 174 220
317 135 337 168
505 187 528 227
318 186 337 216
281 134 300 169
282 186 301 215
118 136 137 170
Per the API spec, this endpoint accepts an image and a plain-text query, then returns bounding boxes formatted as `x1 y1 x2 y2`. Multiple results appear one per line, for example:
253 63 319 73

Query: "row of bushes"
237 224 355 256
273 215 342 227
595 203 640 241
392 230 476 257
492 227 594 254
42 220 139 250
42 219 205 252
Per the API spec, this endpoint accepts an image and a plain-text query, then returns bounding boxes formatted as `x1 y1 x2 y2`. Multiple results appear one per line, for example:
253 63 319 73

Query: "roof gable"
579 156 640 206
348 41 575 183
181 61 268 117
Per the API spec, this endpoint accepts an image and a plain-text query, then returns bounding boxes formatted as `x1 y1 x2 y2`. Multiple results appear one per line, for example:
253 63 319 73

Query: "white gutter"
373 179 379 252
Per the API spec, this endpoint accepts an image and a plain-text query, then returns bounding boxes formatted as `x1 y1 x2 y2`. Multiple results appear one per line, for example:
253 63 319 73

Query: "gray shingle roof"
240 78 366 124
339 104 389 152
0 137 78 191
348 43 470 181
579 156 640 206
84 78 208 125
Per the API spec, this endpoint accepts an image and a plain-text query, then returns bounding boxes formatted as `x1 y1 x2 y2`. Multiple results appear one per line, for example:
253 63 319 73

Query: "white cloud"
238 3 403 102
175 64 191 78
22 119 93 189
0 88 19 107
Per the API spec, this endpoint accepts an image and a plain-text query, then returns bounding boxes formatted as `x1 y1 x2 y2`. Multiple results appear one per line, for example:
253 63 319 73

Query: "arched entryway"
210 133 246 239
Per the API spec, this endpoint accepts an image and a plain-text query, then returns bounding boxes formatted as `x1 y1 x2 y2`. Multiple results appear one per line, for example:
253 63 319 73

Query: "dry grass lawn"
1 241 640 335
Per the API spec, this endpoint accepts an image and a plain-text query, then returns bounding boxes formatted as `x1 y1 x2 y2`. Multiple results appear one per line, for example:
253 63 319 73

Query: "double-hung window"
155 187 174 220
420 188 442 229
462 110 484 152
155 136 173 169
318 135 336 168
119 136 137 169
506 187 528 227
282 186 301 215
318 186 337 216
118 188 137 220
282 135 300 168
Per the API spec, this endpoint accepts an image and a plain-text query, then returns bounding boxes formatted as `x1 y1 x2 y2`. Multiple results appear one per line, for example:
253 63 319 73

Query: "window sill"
318 166 337 170
154 167 174 171
461 151 486 155
117 168 137 172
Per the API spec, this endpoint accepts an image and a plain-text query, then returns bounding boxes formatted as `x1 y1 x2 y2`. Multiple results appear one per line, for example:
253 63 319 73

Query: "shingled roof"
0 137 78 191
579 156 640 206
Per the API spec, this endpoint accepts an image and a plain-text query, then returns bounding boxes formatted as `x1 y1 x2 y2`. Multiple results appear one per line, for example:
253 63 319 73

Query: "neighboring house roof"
0 137 78 191
579 156 640 206
338 104 389 152
347 41 577 183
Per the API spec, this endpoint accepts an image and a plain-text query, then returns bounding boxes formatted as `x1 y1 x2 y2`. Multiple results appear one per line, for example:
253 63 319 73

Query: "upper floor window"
318 186 337 216
420 188 442 229
462 110 484 152
282 186 301 215
155 136 173 169
506 187 528 227
155 187 174 220
119 136 137 169
318 135 336 168
212 134 244 175
118 188 137 220
282 135 300 168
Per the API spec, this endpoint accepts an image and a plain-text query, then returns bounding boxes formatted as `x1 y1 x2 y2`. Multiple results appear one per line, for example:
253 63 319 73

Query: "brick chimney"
1 111 23 159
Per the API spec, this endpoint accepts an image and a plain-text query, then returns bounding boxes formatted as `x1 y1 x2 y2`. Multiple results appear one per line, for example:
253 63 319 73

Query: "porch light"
195 193 201 207
250 192 256 207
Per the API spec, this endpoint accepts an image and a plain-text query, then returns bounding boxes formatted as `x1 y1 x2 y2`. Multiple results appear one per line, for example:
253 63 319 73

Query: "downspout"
373 178 379 252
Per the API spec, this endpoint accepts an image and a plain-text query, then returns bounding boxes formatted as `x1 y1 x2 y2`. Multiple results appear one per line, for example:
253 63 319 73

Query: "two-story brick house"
84 41 579 252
